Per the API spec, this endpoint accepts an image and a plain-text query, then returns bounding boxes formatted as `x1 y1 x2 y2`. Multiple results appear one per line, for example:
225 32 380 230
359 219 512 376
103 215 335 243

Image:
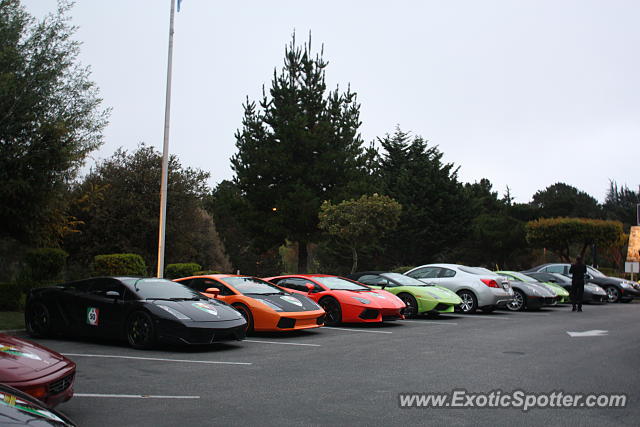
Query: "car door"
82 278 128 338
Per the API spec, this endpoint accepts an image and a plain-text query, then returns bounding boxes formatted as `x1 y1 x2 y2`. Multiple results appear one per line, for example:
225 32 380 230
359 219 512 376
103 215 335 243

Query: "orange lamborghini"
173 275 325 333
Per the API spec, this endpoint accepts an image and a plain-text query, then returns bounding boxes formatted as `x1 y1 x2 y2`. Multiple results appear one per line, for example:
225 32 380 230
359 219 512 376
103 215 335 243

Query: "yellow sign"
628 226 640 262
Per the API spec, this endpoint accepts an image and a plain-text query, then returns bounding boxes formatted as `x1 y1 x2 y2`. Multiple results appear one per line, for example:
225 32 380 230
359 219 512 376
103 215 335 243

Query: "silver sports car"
404 264 514 313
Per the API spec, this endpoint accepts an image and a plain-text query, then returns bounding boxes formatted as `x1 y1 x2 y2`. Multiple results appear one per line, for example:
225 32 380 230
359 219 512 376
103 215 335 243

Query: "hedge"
165 263 202 279
0 282 23 311
24 248 68 282
94 254 147 276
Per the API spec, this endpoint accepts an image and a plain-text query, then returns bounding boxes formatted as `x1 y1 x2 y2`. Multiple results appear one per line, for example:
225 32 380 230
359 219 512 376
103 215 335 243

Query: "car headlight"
260 300 283 311
620 282 630 288
157 305 191 320
351 296 370 304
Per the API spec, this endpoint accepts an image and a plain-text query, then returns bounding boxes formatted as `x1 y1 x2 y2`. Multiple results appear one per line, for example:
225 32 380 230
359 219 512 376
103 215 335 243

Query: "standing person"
569 256 587 312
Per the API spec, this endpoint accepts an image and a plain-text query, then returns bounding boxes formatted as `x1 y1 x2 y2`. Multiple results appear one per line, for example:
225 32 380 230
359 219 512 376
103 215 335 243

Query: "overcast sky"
23 0 640 203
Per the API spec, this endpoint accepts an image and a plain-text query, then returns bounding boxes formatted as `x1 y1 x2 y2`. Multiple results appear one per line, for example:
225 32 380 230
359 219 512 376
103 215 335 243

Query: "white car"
404 264 514 313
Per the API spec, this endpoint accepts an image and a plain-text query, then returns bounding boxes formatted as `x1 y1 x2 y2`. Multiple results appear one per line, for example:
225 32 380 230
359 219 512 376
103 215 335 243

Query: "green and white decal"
1 392 66 423
87 307 100 326
0 345 42 361
192 302 218 316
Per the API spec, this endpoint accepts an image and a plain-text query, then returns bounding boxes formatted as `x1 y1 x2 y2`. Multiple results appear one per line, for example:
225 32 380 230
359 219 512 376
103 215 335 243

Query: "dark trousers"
571 283 584 307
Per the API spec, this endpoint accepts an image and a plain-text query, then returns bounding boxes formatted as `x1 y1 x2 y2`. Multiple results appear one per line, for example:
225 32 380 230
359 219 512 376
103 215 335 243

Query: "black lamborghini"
25 277 247 349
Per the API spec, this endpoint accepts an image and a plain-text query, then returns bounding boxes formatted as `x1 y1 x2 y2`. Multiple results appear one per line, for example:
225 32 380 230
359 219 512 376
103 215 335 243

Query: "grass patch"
0 311 25 331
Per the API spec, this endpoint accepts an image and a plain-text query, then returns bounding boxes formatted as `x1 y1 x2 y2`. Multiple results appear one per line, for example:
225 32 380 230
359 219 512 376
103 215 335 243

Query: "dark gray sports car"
25 277 247 349
523 272 607 304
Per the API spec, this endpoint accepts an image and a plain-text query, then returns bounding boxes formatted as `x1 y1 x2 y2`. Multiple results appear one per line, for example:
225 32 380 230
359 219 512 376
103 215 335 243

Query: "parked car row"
3 261 637 424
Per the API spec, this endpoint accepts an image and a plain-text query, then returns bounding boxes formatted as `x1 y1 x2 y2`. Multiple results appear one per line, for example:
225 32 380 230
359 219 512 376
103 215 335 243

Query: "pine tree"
231 33 369 272
377 127 472 266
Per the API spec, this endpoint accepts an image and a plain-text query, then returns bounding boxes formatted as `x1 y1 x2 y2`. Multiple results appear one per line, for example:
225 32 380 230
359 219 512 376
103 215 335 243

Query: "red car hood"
332 289 404 308
0 334 67 381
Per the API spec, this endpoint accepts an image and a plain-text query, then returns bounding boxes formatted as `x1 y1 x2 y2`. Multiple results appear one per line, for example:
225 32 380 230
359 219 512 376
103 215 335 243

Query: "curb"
0 329 26 334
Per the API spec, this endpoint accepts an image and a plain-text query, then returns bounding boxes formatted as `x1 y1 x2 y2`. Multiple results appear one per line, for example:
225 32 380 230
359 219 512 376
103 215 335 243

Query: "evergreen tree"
231 33 370 272
603 181 639 229
377 127 472 266
531 183 602 219
0 0 109 245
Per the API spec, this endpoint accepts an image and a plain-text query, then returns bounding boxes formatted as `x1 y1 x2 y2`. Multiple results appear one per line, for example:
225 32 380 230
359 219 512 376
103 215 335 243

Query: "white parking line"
244 339 321 347
62 353 252 365
323 327 392 334
400 320 459 325
75 393 200 399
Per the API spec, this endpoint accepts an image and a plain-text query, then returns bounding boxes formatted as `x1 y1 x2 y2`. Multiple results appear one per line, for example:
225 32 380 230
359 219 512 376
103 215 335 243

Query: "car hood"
586 284 606 294
514 282 556 297
0 334 67 381
541 282 570 296
150 300 243 322
331 289 405 308
396 285 461 303
249 293 321 312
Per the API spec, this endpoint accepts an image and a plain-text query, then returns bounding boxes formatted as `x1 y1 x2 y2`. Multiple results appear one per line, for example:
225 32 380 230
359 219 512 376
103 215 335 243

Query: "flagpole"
157 0 176 278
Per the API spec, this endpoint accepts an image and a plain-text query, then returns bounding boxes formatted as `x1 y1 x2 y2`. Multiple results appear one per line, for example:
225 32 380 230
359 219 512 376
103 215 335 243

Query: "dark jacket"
569 263 587 285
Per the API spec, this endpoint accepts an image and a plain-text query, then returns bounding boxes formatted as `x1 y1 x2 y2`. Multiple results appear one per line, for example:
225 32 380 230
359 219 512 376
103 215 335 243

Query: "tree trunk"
297 241 308 273
350 246 358 274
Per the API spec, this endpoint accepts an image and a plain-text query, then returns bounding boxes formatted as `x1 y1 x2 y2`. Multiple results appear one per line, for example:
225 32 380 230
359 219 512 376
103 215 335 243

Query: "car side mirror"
106 291 120 299
205 287 220 298
304 283 314 293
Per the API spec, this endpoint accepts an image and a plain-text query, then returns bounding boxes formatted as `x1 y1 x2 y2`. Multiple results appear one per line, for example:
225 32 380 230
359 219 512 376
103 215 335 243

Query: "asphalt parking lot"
17 302 640 427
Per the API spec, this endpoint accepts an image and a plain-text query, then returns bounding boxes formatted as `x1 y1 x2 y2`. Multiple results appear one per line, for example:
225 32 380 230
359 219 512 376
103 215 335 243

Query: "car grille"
48 373 74 394
359 309 379 320
434 303 450 311
186 329 216 344
277 318 296 329
316 315 325 325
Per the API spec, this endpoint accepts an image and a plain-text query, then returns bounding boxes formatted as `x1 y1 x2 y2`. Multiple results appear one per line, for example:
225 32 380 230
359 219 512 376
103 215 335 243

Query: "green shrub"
94 254 147 276
165 263 202 279
0 282 23 311
24 248 68 282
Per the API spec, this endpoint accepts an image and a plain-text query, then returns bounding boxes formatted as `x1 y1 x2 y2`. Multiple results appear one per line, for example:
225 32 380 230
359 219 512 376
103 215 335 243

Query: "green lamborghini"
497 270 570 303
347 271 462 317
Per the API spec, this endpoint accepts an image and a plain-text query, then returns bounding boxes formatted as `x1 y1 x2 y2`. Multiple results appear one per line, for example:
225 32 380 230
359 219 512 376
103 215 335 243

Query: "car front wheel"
319 297 342 325
605 286 620 303
398 293 419 318
507 290 526 311
127 311 156 349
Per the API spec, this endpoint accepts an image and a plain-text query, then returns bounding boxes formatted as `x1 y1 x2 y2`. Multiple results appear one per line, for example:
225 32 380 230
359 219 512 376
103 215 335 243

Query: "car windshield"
313 276 369 291
223 277 285 295
459 266 492 275
502 271 537 283
122 278 203 300
381 273 430 287
587 266 605 278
